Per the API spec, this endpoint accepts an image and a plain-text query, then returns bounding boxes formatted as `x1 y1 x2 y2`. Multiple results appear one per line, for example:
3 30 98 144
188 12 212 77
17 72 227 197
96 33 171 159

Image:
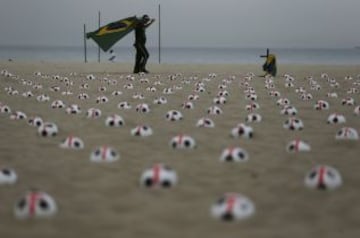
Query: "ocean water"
0 45 360 65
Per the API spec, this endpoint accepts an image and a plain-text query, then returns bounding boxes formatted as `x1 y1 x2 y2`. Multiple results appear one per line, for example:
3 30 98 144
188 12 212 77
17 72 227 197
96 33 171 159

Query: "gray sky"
1 0 359 48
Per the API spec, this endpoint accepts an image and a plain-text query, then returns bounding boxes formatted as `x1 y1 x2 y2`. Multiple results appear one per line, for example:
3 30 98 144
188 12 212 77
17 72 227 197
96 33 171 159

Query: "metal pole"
98 11 101 63
158 4 161 64
84 24 87 63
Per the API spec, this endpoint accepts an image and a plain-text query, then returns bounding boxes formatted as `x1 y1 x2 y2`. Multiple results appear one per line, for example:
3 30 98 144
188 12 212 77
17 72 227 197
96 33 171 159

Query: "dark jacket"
134 21 146 45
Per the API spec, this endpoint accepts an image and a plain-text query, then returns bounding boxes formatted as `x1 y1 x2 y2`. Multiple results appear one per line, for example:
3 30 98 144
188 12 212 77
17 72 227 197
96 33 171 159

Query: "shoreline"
1 61 359 75
1 47 360 66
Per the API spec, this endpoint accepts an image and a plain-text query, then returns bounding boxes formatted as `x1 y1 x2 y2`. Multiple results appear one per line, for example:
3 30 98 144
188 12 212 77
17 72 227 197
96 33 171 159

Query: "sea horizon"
1 44 359 49
1 45 359 65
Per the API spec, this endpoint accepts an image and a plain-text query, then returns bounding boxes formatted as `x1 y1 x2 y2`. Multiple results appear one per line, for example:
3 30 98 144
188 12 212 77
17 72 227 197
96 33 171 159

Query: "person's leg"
139 44 150 73
133 45 143 73
271 66 277 77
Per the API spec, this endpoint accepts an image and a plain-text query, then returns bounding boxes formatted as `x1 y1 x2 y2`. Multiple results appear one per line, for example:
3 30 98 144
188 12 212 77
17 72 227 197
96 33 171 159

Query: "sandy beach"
0 61 359 238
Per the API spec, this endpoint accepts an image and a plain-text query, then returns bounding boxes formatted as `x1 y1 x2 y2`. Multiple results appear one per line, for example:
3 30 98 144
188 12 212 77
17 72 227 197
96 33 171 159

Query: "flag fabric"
86 16 138 52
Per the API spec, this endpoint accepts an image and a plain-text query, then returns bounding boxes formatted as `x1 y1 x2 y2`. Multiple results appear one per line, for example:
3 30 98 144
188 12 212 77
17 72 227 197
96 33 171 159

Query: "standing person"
108 49 116 62
260 48 277 77
133 15 155 74
262 54 277 77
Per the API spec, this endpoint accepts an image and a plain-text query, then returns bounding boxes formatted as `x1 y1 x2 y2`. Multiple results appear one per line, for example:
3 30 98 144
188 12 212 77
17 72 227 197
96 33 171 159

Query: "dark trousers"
134 43 149 73
262 61 277 77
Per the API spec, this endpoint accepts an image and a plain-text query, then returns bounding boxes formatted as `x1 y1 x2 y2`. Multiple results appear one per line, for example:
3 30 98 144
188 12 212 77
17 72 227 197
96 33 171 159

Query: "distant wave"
0 46 359 64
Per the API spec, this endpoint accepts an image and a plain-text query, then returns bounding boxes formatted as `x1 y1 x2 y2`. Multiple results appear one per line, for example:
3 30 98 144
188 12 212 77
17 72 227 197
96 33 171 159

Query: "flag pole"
84 24 87 63
158 4 161 64
98 11 101 63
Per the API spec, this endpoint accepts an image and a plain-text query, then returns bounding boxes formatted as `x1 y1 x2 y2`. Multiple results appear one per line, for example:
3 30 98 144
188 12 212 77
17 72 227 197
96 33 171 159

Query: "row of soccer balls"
4 100 359 128
6 106 357 141
9 79 358 110
62 139 312 155
3 107 359 141
1 164 341 221
243 80 360 138
37 114 360 141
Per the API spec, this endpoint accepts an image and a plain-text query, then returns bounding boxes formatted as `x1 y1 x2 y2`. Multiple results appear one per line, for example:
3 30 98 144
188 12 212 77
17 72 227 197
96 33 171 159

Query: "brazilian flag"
86 16 138 52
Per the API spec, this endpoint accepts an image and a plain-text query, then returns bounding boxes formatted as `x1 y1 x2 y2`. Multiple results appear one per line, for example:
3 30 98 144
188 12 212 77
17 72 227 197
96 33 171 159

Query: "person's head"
142 14 150 23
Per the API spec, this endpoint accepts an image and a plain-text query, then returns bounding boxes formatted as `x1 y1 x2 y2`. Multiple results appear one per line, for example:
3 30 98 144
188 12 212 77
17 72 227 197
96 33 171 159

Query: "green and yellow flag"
86 16 138 52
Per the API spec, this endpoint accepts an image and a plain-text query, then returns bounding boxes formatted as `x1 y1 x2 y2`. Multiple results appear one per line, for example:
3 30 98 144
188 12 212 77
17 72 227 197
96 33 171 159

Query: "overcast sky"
0 0 359 48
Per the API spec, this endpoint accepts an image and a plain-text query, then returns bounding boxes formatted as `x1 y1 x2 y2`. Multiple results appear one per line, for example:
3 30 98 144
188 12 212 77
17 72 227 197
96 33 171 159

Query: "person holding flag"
86 15 155 73
133 15 155 74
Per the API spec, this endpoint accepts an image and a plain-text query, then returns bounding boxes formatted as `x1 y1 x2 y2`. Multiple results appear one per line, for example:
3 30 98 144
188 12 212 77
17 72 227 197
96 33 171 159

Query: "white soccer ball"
51 100 65 109
140 164 178 188
220 147 249 162
182 101 194 109
166 110 183 121
135 103 150 113
10 111 27 120
27 116 43 127
65 104 81 114
38 122 58 137
105 114 125 127
86 108 102 119
207 105 223 115
14 190 58 219
196 117 215 128
0 168 17 185
327 113 346 124
283 117 304 131
59 136 84 149
245 113 262 123
335 127 359 140
131 125 153 137
169 134 196 149
341 97 355 106
304 165 342 190
118 101 132 110
96 96 109 104
314 100 330 110
280 105 298 116
213 96 227 105
211 193 255 221
90 146 119 163
153 96 167 105
230 123 253 139
286 139 311 153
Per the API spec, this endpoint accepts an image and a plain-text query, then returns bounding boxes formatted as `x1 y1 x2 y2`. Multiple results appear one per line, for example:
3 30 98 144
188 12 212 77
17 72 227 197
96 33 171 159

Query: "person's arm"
144 19 155 28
